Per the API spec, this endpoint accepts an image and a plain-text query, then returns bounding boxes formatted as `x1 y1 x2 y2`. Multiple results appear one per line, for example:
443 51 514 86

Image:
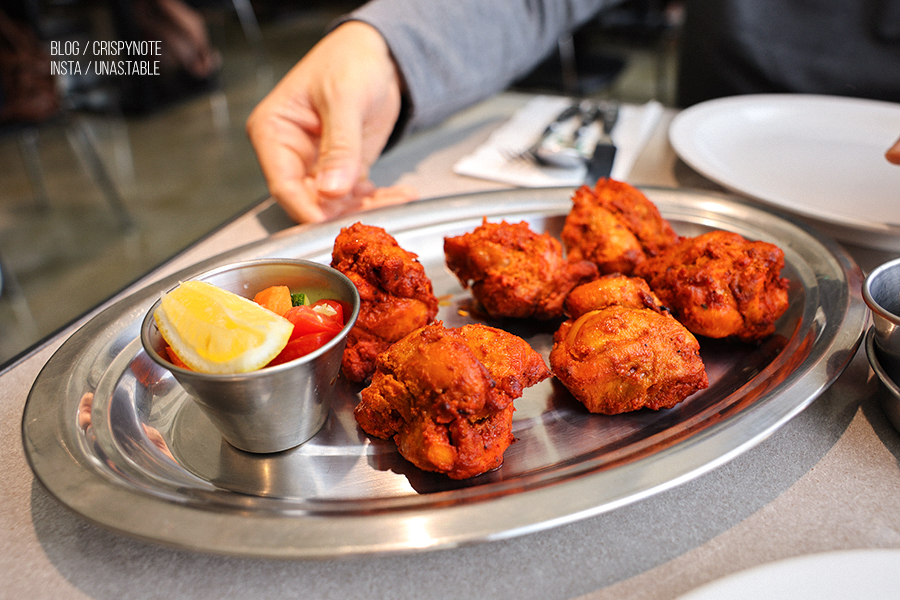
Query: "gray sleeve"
342 0 614 135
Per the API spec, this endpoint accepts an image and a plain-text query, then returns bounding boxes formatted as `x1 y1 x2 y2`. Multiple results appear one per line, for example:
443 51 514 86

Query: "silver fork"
503 100 620 170
500 145 540 166
543 100 620 172
501 101 582 167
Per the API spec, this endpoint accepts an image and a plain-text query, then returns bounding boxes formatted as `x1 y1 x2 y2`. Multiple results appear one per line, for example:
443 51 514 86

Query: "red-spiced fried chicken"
550 274 708 415
355 321 550 479
561 178 679 275
636 230 790 343
444 218 598 320
331 223 439 383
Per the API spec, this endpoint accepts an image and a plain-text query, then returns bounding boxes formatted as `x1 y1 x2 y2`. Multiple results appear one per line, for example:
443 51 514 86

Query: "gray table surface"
4 92 900 600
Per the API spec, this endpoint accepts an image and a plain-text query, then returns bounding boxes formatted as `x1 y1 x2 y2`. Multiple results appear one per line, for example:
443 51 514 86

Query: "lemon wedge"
154 280 293 373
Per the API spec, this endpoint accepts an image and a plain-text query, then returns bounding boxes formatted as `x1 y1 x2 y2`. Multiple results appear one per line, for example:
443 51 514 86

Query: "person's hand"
887 136 900 165
247 21 417 223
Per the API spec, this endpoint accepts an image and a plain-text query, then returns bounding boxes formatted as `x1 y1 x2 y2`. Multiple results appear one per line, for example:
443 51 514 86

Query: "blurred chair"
192 0 265 63
0 4 134 228
513 0 682 100
186 0 274 124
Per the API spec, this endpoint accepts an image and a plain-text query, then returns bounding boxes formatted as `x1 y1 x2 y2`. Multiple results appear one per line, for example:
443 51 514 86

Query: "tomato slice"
283 300 344 339
268 331 335 365
311 299 344 324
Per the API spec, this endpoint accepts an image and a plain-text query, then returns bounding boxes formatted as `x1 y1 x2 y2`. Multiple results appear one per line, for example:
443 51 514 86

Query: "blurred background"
0 0 682 367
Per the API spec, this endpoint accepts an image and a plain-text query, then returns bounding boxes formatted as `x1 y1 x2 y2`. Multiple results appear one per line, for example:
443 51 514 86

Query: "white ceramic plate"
676 550 900 600
669 94 900 250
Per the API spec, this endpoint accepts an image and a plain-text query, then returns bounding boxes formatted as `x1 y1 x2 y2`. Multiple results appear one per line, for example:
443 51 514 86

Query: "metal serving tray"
22 187 866 558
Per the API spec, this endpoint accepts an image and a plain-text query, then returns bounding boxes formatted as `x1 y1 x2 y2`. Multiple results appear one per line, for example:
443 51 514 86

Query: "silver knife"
585 102 619 183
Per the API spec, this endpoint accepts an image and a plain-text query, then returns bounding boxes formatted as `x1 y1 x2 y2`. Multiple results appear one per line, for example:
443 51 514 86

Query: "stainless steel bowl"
140 258 360 454
865 328 900 435
863 257 900 375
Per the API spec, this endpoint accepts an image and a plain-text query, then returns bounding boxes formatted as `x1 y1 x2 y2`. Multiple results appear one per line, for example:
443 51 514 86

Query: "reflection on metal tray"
22 187 866 558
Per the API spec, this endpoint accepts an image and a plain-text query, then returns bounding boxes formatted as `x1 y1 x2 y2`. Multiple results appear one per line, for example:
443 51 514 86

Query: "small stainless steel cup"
863 257 900 376
140 259 359 453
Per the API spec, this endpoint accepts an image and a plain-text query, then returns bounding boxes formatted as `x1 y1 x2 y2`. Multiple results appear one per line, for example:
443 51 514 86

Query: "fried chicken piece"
561 179 679 275
355 321 550 479
564 273 667 319
635 230 790 343
332 222 439 383
550 279 708 415
444 218 598 320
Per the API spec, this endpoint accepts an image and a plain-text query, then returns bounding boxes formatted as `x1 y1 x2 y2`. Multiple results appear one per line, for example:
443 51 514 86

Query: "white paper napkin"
453 96 664 187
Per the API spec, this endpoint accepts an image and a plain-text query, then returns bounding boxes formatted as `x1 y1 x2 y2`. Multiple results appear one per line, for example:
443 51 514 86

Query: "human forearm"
344 0 614 136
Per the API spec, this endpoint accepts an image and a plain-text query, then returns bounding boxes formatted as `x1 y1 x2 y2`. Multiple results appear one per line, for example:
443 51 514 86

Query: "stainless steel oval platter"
21 187 866 558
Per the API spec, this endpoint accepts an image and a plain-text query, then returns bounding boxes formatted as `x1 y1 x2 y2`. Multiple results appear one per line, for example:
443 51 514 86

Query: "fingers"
887 136 900 165
314 90 365 199
277 177 329 224
247 104 327 223
312 22 403 199
247 21 405 223
317 182 419 222
360 184 420 212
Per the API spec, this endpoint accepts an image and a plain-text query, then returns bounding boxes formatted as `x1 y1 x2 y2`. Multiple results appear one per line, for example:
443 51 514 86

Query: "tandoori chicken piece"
331 222 439 383
561 178 679 275
635 230 790 343
564 272 667 319
551 305 708 414
355 321 550 479
551 275 708 415
444 218 598 320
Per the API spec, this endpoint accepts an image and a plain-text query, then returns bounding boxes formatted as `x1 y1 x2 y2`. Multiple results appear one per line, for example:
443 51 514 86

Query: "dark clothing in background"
678 0 900 106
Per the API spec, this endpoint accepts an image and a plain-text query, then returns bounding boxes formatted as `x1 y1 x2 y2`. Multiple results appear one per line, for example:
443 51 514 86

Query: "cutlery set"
506 99 619 180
